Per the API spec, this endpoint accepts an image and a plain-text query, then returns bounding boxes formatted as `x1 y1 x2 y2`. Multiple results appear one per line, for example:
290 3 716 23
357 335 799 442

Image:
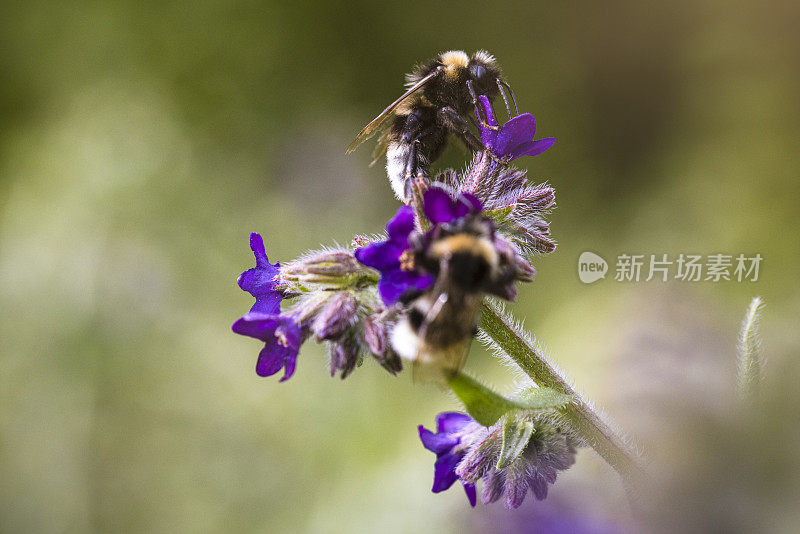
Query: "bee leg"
402 139 422 200
497 79 519 117
437 106 486 153
466 79 479 105
466 80 489 127
496 79 513 119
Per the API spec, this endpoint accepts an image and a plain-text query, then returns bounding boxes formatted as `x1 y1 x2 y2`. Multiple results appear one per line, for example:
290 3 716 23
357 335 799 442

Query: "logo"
578 252 608 284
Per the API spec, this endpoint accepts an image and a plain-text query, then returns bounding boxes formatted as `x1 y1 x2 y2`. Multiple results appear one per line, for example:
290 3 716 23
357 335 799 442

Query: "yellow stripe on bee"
440 50 469 79
430 234 496 260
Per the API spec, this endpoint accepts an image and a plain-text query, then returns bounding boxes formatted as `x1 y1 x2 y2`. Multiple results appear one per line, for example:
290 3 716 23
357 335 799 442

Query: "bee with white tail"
346 50 518 201
391 201 520 381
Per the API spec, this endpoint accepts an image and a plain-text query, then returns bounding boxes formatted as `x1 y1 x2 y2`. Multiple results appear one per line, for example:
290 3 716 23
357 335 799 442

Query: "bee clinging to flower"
346 50 518 201
356 187 530 381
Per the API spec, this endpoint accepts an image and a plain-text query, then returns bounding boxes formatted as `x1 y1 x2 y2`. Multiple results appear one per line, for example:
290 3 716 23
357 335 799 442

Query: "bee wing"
411 337 472 385
369 129 390 167
410 268 473 385
346 67 442 154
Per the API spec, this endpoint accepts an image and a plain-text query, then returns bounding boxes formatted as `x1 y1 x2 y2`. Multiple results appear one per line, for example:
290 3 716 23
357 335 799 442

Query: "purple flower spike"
418 412 478 507
237 233 283 314
354 206 434 306
423 188 483 224
478 95 555 161
232 312 302 381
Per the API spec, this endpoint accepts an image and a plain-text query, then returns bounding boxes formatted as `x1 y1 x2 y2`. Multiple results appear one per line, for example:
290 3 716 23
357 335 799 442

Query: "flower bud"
329 337 361 379
312 292 358 341
362 314 386 354
281 250 376 287
362 315 403 374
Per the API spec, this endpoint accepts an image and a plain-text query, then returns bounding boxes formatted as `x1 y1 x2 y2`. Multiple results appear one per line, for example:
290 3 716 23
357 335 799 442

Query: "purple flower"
418 412 478 507
233 233 306 381
237 233 283 314
423 187 483 224
478 95 555 161
418 411 579 509
232 312 303 381
354 206 434 306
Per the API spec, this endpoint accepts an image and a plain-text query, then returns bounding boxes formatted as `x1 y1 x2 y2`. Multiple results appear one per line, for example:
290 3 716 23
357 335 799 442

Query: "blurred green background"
2 1 799 533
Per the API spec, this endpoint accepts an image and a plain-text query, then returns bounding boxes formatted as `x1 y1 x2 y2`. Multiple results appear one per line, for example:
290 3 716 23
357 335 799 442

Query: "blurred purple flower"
477 95 555 161
237 233 283 314
354 206 434 306
232 312 303 381
418 412 479 507
419 411 579 509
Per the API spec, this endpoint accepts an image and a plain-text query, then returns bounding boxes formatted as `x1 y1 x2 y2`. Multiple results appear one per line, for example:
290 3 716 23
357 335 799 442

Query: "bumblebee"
346 50 517 201
390 199 518 380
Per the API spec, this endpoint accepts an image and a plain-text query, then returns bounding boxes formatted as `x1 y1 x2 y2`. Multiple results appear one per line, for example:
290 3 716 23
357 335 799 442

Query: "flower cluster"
419 411 579 509
231 73 579 510
232 233 401 380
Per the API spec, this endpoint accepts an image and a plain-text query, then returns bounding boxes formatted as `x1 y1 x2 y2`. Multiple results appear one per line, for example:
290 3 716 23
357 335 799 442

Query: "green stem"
479 300 644 483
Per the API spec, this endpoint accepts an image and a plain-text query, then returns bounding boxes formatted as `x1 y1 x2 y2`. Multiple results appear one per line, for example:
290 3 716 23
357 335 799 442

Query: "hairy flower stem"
737 296 764 401
479 300 644 485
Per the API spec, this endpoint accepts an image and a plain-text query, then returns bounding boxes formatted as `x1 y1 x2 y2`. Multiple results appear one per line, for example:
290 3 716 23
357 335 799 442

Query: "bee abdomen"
385 141 419 200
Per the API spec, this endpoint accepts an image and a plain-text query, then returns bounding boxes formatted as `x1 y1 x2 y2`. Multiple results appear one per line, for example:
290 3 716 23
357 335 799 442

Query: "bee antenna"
497 79 519 118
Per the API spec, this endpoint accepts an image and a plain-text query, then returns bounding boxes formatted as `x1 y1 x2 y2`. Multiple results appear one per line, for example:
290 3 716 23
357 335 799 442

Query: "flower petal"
495 113 535 156
462 482 477 507
386 205 416 242
250 233 270 268
418 425 459 455
423 189 483 224
423 188 459 224
510 137 555 160
478 95 499 128
436 412 473 433
255 343 285 377
354 206 416 272
461 193 483 213
236 313 302 381
354 241 404 271
274 316 302 349
432 452 461 493
232 312 279 341
378 269 434 306
279 347 298 381
477 95 499 148
237 233 282 314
